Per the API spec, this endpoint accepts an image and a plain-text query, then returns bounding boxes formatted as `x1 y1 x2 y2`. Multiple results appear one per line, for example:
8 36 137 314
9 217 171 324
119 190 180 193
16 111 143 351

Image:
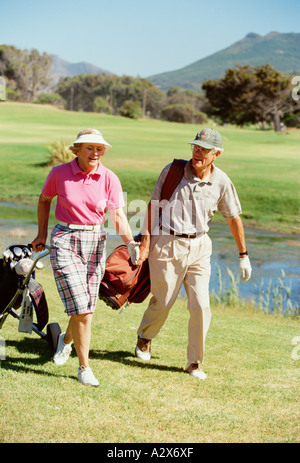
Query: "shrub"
119 100 142 119
93 96 112 114
46 140 74 165
283 112 300 127
160 103 193 123
6 88 19 101
34 93 65 107
194 111 208 124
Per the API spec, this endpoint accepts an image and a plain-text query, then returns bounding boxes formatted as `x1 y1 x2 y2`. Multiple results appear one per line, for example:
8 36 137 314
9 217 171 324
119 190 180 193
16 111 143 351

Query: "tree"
254 65 294 131
56 74 111 112
0 45 53 101
55 73 165 118
161 87 209 123
25 49 53 101
203 64 294 131
109 75 165 118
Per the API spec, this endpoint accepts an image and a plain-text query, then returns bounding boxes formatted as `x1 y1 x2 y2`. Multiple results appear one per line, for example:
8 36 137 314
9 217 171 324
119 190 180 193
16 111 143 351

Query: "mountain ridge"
51 54 113 84
147 32 300 90
50 32 300 91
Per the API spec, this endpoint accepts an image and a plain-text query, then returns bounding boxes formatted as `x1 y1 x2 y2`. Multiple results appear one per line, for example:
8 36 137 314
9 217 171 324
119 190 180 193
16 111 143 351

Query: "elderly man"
135 128 252 380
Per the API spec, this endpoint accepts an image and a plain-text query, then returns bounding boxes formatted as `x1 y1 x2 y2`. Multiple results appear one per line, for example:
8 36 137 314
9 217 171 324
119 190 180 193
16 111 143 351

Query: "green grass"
0 103 299 443
0 102 299 232
0 267 299 443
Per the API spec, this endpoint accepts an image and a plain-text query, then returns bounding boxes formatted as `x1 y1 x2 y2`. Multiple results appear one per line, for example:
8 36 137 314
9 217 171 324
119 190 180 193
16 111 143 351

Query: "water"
0 219 299 312
209 223 300 312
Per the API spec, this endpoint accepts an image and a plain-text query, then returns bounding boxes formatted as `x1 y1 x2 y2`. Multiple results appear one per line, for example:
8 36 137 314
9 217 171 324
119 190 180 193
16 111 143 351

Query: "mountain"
148 32 300 91
51 54 113 84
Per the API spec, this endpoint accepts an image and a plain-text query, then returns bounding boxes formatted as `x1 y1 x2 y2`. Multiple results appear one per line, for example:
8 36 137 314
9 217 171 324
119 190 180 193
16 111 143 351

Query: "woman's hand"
31 235 47 253
127 240 140 265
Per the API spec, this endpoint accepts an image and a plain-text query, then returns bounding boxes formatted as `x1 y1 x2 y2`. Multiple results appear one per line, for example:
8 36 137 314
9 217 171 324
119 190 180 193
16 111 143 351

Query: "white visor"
72 134 112 148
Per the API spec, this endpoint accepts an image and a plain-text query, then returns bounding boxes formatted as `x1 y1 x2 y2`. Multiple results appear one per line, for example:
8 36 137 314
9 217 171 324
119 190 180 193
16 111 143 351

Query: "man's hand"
135 234 150 266
239 256 252 282
137 243 150 265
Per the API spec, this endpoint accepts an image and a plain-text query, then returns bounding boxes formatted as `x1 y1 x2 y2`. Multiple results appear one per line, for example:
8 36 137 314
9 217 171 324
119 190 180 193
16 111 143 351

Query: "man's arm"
227 215 252 282
227 215 247 253
137 199 161 265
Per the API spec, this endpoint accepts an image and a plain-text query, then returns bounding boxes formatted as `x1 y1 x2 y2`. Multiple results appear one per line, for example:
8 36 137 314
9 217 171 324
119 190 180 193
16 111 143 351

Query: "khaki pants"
137 233 212 364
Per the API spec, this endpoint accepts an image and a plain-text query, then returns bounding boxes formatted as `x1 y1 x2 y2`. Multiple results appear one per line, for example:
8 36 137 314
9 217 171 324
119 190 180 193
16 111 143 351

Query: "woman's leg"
64 313 93 367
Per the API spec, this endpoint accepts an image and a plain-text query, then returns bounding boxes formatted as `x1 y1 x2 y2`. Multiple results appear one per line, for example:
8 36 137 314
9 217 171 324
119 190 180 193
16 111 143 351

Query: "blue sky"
1 0 299 77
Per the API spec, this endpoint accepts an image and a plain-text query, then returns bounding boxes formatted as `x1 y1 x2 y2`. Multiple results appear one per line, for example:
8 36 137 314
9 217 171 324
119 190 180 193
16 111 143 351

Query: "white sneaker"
78 366 99 387
53 333 72 365
135 336 151 361
135 345 151 361
185 362 207 380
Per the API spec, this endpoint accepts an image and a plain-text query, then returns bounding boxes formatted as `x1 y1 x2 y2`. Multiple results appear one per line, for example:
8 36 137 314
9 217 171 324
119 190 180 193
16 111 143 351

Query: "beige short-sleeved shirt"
150 160 242 235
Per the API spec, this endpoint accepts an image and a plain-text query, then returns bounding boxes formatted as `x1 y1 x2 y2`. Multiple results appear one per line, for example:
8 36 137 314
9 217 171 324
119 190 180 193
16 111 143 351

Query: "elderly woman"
32 128 139 386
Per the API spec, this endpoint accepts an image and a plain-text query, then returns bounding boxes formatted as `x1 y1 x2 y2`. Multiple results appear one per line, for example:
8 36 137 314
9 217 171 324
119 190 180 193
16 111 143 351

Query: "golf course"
0 102 299 233
0 102 299 443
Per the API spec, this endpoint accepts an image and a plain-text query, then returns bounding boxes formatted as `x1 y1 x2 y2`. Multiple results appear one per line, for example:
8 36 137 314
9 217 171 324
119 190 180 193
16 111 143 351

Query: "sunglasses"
191 144 212 155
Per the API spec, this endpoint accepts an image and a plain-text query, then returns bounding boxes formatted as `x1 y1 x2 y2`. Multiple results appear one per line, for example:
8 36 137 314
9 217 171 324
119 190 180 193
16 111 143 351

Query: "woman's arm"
31 193 53 252
110 208 141 265
109 207 133 244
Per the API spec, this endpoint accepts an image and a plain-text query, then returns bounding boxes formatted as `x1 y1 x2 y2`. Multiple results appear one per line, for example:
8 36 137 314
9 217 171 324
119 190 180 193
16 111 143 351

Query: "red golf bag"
99 159 187 311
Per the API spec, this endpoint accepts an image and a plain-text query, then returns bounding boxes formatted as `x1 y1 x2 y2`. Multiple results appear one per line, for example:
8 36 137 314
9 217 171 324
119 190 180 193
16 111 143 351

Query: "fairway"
0 103 299 444
0 102 299 232
0 267 299 443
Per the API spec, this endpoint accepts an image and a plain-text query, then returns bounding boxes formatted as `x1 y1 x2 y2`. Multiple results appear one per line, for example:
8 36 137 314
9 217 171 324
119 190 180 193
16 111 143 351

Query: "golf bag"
0 245 49 331
99 244 150 310
99 159 187 311
0 257 23 314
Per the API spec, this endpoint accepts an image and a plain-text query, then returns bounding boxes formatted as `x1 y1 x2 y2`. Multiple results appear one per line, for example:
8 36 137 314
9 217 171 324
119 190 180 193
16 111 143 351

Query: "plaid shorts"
50 224 107 316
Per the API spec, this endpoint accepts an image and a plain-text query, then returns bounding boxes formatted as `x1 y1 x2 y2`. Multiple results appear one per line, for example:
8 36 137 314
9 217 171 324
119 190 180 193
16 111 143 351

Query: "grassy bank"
0 267 299 443
0 102 299 233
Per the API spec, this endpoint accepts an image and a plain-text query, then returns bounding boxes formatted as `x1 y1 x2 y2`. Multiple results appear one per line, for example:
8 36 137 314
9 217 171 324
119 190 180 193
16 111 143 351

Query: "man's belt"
160 226 204 239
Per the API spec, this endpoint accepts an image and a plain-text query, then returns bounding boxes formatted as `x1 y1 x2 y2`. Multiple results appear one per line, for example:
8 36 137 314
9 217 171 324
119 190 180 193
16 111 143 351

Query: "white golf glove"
239 255 252 282
127 240 140 266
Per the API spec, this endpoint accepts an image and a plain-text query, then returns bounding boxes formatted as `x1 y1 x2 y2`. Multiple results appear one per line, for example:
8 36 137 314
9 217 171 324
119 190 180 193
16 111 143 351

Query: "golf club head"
13 247 23 259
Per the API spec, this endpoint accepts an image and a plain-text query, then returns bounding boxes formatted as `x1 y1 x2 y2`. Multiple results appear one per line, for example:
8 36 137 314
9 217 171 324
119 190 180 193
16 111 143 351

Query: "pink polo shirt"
42 158 125 225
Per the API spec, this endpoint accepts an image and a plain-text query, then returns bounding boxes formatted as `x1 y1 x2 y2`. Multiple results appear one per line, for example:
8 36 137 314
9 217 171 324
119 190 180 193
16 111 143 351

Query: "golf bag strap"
158 159 187 230
160 159 188 201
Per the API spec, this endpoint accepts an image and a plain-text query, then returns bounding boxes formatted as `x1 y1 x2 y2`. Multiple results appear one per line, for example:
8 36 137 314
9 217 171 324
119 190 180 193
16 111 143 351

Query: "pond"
208 223 300 313
0 219 299 314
